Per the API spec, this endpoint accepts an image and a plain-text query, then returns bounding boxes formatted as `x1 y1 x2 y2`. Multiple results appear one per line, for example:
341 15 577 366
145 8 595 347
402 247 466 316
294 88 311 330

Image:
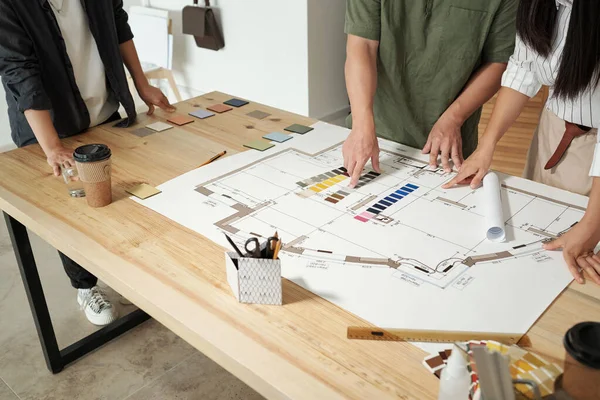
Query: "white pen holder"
225 252 282 305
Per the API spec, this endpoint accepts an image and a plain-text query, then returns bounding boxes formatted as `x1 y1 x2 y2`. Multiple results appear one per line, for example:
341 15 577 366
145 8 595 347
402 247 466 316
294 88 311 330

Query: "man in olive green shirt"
343 0 517 186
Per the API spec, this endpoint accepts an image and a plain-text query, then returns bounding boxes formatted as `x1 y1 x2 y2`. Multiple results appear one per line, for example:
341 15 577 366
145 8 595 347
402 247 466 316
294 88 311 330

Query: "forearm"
445 62 507 125
583 178 600 223
346 35 378 131
478 87 530 149
24 109 63 155
120 40 148 89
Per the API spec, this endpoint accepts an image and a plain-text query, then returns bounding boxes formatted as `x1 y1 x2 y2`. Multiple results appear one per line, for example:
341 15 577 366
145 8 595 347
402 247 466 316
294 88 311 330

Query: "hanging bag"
182 0 225 51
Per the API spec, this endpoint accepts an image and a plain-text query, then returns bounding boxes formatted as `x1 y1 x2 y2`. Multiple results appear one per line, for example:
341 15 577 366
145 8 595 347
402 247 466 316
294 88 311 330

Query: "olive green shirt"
345 0 517 156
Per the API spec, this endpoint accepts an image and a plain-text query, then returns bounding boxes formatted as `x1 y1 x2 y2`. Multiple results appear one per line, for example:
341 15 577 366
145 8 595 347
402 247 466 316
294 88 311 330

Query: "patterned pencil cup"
225 252 282 305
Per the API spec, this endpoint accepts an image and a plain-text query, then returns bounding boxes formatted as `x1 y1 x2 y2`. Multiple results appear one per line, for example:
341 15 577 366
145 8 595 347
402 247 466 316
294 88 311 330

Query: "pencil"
198 150 227 168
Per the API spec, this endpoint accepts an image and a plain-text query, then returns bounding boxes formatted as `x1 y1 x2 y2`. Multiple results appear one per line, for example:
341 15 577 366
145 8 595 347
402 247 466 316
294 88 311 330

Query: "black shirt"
0 0 137 147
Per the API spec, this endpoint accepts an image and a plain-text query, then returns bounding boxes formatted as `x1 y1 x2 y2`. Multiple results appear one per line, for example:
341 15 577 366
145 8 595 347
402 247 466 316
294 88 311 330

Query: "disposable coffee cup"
73 144 113 208
562 322 600 400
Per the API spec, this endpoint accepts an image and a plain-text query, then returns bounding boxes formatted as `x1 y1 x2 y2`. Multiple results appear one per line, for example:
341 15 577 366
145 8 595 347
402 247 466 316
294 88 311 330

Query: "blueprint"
135 122 583 347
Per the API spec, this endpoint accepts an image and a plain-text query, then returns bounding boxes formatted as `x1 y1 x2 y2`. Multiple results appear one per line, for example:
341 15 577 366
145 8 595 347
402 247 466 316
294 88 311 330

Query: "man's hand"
442 143 495 189
423 112 463 172
47 145 74 177
543 220 600 285
342 125 381 188
137 84 175 115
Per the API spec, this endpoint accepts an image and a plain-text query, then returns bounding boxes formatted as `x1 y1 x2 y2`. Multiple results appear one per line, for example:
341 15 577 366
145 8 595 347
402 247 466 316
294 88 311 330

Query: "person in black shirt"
0 0 175 325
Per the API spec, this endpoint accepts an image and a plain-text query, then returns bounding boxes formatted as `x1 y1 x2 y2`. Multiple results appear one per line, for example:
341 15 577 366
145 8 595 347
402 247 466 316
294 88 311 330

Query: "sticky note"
284 124 314 134
243 140 275 151
146 122 173 132
189 109 216 119
224 98 249 107
131 127 155 137
247 110 271 120
263 132 292 143
207 104 233 114
167 115 195 126
126 184 162 200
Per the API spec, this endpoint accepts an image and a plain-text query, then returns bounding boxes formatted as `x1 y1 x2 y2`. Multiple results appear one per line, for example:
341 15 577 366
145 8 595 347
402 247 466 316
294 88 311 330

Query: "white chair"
127 6 182 102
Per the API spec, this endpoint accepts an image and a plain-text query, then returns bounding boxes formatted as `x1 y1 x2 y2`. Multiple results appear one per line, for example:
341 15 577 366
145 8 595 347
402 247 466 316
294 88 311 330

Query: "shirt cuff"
344 22 380 41
589 143 600 177
17 90 52 113
501 62 541 98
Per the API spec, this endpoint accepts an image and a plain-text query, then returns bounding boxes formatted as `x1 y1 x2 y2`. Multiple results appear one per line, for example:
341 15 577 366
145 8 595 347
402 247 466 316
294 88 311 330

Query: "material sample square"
131 127 155 137
189 109 216 119
284 124 314 134
224 98 249 107
207 104 233 114
243 140 275 151
167 115 195 126
247 110 271 120
263 132 292 143
146 122 173 132
126 183 162 200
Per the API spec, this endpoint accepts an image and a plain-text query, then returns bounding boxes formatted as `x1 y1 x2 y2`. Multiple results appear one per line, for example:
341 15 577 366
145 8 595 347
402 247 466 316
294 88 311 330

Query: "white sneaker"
77 286 119 326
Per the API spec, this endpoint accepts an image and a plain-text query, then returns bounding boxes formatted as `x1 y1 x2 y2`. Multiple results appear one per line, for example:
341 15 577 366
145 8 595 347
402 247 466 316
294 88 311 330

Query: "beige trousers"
523 109 598 196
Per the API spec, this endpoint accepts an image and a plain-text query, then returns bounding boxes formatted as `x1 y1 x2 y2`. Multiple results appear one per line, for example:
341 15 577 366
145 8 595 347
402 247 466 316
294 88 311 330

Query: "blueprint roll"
483 172 506 242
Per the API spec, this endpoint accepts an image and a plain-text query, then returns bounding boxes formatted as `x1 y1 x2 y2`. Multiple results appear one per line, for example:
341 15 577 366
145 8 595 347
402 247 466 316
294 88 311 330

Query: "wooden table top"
1 92 599 400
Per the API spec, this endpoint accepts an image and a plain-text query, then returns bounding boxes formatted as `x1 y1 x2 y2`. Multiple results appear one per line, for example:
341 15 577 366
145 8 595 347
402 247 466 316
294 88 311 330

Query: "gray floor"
0 220 264 400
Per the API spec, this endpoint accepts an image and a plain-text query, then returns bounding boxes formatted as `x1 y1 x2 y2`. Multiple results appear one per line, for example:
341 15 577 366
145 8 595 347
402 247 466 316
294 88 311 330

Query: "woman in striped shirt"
445 0 600 284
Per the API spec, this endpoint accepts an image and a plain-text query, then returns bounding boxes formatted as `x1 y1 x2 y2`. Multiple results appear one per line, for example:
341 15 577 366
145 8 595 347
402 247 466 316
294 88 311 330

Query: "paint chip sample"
189 109 216 119
247 110 271 120
224 98 249 107
146 122 173 132
207 104 233 113
167 115 195 126
126 183 162 200
263 132 292 143
243 140 275 152
284 124 314 134
131 127 155 137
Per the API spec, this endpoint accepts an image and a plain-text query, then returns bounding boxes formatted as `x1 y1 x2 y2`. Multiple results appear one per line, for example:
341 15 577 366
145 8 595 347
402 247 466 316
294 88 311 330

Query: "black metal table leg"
3 212 151 374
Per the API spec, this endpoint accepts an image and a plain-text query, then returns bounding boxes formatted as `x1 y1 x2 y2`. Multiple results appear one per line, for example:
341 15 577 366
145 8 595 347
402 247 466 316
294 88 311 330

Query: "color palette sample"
296 167 349 198
146 122 173 132
247 110 271 120
167 115 195 126
354 183 419 222
224 98 249 107
324 189 350 204
189 109 215 119
207 104 233 113
284 124 314 134
353 170 381 189
243 140 274 151
263 132 292 143
131 127 155 137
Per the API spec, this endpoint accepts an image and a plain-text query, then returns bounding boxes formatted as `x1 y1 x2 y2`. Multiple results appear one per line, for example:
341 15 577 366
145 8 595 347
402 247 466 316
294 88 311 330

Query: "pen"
224 233 244 258
198 150 227 168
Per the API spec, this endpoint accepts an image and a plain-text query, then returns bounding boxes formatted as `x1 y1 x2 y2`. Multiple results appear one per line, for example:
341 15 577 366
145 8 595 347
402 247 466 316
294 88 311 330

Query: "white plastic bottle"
438 345 471 400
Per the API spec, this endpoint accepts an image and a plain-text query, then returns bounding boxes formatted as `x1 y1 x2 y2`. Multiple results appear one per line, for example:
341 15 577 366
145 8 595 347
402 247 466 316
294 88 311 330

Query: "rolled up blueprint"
483 172 506 242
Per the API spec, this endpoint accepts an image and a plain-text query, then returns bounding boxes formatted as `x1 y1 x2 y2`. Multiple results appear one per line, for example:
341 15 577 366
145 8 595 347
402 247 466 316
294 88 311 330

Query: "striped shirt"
501 0 600 177
501 0 599 128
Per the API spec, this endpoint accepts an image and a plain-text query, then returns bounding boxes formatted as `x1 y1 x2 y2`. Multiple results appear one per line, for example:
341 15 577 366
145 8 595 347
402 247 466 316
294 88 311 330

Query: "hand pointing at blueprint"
342 127 382 188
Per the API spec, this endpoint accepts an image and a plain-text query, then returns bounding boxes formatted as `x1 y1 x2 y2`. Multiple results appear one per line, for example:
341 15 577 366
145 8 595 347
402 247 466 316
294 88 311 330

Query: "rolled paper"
483 172 506 242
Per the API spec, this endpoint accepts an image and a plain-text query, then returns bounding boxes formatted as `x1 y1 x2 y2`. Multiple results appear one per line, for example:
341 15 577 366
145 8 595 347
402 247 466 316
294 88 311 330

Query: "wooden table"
1 92 599 399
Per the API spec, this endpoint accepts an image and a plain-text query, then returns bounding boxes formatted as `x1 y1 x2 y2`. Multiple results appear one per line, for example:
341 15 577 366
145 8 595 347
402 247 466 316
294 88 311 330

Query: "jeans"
59 110 121 289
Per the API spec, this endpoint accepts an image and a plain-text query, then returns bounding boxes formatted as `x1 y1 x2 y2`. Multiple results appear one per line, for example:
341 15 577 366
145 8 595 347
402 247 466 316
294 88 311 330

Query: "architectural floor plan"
136 122 583 344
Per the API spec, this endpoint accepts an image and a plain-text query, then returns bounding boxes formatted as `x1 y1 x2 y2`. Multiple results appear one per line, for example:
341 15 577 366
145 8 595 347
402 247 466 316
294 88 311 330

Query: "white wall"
128 0 311 115
307 0 348 120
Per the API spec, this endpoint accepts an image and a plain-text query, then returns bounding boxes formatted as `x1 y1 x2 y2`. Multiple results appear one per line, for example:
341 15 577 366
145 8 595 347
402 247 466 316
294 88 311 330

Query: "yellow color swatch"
323 179 337 186
316 183 328 190
309 186 322 193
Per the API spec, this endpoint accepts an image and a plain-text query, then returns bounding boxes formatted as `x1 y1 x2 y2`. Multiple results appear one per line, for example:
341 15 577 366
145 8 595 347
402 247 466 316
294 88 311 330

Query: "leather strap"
193 0 210 6
544 122 592 170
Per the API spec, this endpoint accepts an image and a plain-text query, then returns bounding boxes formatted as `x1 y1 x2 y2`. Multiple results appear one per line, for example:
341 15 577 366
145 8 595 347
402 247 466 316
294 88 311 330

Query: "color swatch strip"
354 183 419 222
354 170 381 189
325 189 350 204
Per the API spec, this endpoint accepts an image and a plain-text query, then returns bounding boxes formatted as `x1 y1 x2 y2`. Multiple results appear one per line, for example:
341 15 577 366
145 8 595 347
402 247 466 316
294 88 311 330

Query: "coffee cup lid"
564 322 600 369
73 144 111 163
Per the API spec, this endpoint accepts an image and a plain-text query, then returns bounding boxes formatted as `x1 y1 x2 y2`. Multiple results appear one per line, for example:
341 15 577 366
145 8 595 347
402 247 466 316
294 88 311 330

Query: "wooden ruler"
347 327 522 345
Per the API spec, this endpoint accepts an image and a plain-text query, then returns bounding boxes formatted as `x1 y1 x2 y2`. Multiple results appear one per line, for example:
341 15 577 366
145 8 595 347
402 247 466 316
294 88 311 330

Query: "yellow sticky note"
126 183 162 200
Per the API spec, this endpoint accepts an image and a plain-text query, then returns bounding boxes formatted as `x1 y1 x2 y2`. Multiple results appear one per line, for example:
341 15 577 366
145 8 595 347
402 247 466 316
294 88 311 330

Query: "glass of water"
61 164 85 198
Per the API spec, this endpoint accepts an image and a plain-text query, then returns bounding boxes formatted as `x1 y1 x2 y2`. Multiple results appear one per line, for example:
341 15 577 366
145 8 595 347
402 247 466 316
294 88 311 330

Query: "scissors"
244 236 279 258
